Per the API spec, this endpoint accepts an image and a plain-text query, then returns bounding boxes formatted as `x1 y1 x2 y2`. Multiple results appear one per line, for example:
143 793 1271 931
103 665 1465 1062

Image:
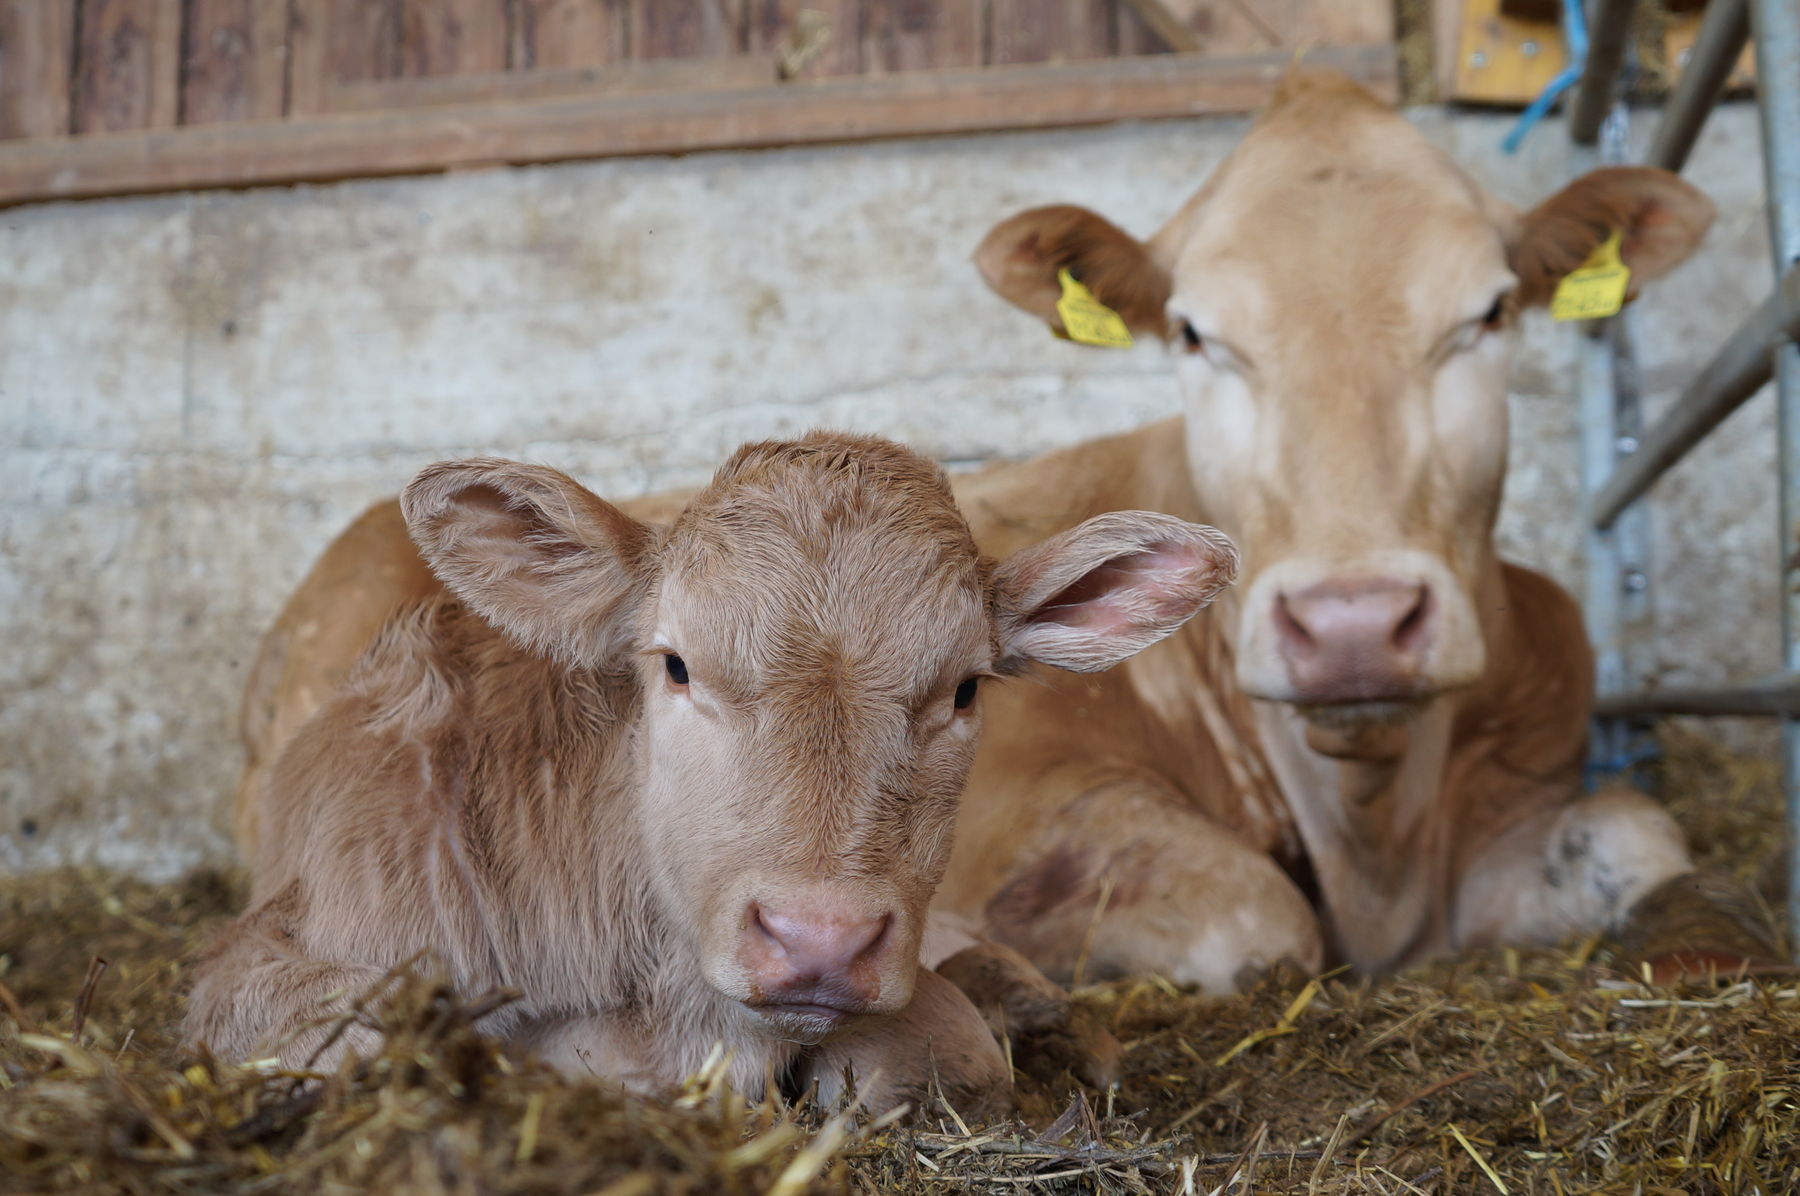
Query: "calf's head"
976 72 1712 728
403 433 1235 1040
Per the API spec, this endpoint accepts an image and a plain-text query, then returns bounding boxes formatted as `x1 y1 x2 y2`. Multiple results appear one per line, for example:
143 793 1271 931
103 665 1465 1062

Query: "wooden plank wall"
0 0 1394 142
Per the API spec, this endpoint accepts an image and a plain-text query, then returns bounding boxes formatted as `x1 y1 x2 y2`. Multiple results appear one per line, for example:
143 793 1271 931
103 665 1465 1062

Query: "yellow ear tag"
1550 230 1631 321
1054 267 1134 348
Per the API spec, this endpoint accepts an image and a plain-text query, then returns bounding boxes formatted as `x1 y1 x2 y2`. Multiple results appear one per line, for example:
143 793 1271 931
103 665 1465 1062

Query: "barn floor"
2 729 1796 1194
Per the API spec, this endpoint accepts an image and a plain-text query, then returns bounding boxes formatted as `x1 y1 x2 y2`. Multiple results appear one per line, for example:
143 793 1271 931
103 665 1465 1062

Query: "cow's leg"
798 967 1012 1121
184 887 391 1070
1451 786 1779 972
968 773 1322 993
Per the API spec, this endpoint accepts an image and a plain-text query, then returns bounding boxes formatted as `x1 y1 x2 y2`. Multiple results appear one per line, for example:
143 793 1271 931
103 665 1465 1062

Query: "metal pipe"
1595 674 1800 718
1647 0 1750 171
1588 264 1800 529
1749 0 1800 956
1570 0 1641 144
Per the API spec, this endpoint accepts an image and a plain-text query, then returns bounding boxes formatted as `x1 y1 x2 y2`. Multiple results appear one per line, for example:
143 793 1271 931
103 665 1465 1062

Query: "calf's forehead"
656 482 991 700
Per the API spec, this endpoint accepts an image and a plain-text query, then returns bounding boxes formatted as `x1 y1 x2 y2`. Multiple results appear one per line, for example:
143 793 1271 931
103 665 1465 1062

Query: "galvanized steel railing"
1573 0 1800 940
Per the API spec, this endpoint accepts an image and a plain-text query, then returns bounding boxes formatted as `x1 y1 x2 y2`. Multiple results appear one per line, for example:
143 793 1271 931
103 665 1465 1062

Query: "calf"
187 433 1235 1112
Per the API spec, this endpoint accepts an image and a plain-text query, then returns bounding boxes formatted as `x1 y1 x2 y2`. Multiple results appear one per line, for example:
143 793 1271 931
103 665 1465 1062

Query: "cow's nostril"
1392 586 1430 652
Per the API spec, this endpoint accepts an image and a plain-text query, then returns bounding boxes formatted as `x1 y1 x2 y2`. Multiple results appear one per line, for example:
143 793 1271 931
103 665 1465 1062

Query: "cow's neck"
1152 434 1501 972
1248 695 1459 970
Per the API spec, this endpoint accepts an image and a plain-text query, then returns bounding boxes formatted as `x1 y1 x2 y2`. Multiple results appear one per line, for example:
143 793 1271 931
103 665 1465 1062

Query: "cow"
187 433 1237 1114
936 70 1777 986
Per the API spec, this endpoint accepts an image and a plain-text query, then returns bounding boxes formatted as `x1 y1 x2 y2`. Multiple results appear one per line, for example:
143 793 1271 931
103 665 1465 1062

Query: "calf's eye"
1480 296 1506 331
953 676 980 710
664 654 689 686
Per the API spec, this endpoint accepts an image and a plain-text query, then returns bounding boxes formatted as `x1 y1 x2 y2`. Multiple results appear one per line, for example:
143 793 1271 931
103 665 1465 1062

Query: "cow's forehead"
1160 90 1510 330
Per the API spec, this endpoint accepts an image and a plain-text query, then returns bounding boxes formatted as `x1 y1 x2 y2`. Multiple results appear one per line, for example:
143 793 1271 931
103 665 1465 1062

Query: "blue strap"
1502 0 1591 154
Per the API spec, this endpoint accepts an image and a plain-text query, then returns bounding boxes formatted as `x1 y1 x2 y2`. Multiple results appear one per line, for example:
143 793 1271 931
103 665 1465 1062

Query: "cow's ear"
1508 166 1714 307
973 204 1172 340
993 511 1237 673
402 459 655 667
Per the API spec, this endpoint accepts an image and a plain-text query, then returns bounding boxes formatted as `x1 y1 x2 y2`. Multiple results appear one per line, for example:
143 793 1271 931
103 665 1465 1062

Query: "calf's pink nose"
1274 577 1431 702
744 902 891 1005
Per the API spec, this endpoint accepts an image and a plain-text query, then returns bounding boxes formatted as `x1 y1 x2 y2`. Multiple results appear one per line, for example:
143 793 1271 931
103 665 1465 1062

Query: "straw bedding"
2 727 1795 1194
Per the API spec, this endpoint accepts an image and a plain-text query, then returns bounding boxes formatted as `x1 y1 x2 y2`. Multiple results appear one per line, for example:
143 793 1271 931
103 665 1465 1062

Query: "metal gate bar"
1572 0 1800 946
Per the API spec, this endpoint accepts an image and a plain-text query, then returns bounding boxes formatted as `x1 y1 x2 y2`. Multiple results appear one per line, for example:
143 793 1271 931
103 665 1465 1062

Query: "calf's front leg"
185 887 391 1070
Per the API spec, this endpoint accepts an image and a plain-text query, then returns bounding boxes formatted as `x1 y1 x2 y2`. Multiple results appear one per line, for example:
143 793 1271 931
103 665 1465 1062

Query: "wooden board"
747 0 862 79
862 0 982 73
990 0 1113 64
1117 0 1392 58
0 0 76 140
630 0 743 59
396 0 507 78
509 0 627 69
181 0 289 126
288 0 402 116
0 44 1397 207
71 0 182 133
320 56 775 115
1443 0 1565 106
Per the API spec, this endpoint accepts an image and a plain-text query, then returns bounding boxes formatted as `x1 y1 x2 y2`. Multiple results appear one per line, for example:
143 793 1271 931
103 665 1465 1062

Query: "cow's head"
403 434 1235 1042
976 72 1711 732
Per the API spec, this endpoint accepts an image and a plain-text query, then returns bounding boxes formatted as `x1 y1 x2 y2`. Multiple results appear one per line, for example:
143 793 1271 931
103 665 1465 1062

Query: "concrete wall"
0 102 1781 877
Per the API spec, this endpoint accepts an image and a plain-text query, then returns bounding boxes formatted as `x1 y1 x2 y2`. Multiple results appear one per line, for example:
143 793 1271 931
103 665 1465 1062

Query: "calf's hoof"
1618 870 1790 983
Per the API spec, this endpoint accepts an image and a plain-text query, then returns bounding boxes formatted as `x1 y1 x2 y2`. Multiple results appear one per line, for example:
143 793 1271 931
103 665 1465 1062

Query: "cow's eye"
1179 320 1206 355
953 676 980 710
1479 295 1506 331
664 654 689 686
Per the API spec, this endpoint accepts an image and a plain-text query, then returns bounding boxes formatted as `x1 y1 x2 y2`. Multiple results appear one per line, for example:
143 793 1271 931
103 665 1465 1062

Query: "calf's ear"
402 459 654 668
973 204 1172 340
993 511 1237 673
1507 166 1714 306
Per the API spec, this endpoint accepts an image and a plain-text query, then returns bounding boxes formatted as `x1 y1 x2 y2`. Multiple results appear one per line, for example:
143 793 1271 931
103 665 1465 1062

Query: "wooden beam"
0 45 1396 208
318 56 776 115
0 0 76 140
747 0 862 79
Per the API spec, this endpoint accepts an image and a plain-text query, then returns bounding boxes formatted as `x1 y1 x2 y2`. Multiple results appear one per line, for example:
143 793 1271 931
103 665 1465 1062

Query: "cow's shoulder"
1446 561 1592 839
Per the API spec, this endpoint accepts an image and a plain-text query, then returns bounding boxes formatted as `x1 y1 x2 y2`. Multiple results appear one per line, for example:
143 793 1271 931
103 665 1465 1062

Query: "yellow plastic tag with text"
1054 267 1134 348
1550 230 1631 321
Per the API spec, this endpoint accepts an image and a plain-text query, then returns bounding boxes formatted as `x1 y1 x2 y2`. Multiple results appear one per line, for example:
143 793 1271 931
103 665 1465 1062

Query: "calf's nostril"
748 902 781 950
1274 593 1317 653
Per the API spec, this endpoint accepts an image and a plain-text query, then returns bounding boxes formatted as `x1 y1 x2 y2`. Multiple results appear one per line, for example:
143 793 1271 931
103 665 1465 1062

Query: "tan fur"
944 71 1763 980
221 73 1763 997
193 433 1235 1109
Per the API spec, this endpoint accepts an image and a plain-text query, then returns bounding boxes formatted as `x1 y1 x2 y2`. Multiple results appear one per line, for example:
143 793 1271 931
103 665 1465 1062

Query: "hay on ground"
2 728 1795 1194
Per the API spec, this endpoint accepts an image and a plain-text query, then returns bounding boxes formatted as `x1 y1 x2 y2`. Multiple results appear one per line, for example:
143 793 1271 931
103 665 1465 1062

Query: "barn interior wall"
0 103 1777 876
